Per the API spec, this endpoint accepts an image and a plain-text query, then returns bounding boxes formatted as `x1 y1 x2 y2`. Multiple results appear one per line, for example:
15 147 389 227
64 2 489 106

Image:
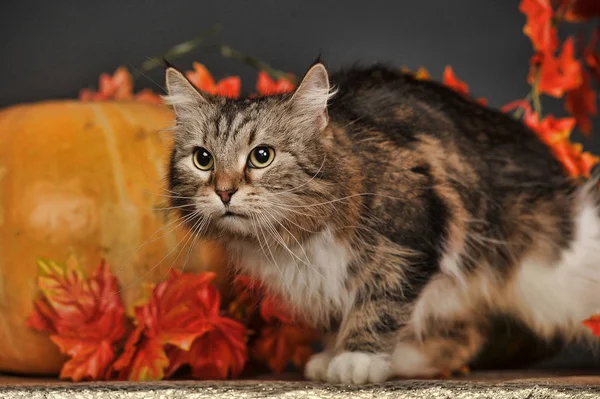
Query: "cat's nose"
216 188 238 205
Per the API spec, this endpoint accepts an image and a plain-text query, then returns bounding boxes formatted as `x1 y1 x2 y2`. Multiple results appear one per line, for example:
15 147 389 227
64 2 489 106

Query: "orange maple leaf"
521 108 598 177
565 70 597 135
523 112 576 146
415 66 431 80
185 62 241 98
442 66 487 106
530 37 583 98
583 315 600 335
79 67 163 104
26 258 127 382
111 270 247 381
256 71 296 96
520 0 559 53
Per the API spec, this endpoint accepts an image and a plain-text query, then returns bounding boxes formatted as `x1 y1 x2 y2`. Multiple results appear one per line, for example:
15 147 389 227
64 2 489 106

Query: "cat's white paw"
304 352 333 381
325 352 392 384
392 342 440 378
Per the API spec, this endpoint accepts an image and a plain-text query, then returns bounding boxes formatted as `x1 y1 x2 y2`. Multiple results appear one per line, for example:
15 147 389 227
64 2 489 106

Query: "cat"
164 60 600 384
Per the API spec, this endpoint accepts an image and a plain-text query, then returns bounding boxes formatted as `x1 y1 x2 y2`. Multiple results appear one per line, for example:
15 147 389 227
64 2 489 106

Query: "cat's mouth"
221 210 248 219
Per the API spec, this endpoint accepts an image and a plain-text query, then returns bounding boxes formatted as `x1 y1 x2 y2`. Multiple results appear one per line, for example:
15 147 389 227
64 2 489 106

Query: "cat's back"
327 64 567 189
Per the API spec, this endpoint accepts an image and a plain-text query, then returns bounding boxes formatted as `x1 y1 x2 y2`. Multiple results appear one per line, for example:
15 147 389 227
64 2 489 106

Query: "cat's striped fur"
165 62 600 384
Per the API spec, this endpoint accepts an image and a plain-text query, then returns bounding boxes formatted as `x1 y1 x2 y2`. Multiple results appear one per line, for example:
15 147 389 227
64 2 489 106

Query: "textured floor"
2 371 600 398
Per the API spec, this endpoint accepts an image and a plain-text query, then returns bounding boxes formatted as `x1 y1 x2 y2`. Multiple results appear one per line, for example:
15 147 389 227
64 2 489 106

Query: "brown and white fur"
164 61 600 384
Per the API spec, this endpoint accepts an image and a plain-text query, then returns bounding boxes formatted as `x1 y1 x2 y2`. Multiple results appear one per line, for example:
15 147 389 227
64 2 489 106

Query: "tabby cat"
164 61 600 384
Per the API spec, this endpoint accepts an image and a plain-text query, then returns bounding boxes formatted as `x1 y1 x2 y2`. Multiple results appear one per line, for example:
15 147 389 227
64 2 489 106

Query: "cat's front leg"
310 300 404 384
304 333 337 381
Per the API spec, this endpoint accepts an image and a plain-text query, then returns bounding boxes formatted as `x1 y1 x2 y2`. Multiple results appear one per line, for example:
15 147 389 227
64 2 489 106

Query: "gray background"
1 0 600 369
1 1 598 149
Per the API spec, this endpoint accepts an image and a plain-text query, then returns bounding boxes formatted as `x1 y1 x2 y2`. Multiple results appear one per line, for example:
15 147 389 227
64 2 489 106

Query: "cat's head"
164 63 338 240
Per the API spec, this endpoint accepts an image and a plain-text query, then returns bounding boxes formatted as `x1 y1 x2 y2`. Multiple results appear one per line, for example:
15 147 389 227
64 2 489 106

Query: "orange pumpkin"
0 100 227 375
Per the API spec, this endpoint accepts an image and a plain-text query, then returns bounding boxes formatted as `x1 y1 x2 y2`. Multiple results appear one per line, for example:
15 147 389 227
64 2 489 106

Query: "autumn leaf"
79 67 162 104
112 270 247 381
520 0 559 53
166 317 247 379
442 66 487 105
565 70 597 135
228 275 265 322
443 66 469 97
584 28 600 84
560 0 600 21
251 294 319 373
501 99 533 114
530 37 583 98
185 62 241 98
521 108 598 177
26 258 127 381
256 71 296 96
415 66 431 80
252 322 320 374
260 295 296 325
583 315 600 335
524 112 576 145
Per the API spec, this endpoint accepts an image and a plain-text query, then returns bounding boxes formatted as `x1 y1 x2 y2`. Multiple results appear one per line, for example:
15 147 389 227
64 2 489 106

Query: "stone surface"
2 371 600 398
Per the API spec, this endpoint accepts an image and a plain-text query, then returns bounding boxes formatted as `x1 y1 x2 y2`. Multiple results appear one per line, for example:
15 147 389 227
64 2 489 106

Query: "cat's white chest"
225 227 354 325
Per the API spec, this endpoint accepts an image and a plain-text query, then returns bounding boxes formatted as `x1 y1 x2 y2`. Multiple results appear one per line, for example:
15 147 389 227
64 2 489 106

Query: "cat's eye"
248 146 275 168
193 147 214 171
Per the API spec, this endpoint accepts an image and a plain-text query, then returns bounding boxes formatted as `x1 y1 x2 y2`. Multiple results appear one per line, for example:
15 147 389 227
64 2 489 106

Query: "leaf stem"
133 25 223 78
531 68 543 117
200 44 297 84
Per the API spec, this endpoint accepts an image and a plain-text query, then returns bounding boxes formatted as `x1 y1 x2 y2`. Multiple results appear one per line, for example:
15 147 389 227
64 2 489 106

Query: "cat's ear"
289 63 334 131
163 67 208 120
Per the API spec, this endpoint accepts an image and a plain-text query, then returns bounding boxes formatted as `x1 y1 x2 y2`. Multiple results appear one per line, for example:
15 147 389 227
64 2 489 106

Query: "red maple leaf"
111 270 247 381
442 66 487 105
185 62 241 99
523 112 576 146
26 258 127 381
252 322 320 374
251 294 319 373
520 0 559 53
530 37 583 98
228 275 266 322
79 66 163 104
166 317 247 379
500 99 533 114
583 315 600 335
256 71 296 96
521 108 598 177
443 66 469 97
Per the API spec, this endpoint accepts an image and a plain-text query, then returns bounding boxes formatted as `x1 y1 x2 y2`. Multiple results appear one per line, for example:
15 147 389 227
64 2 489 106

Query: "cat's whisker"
270 155 327 196
260 214 303 278
157 212 209 284
112 210 200 276
262 208 325 281
178 214 212 277
113 212 202 296
253 212 294 298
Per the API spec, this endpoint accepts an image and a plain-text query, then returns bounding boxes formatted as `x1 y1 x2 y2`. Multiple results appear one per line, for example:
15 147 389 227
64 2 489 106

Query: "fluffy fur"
165 62 600 384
